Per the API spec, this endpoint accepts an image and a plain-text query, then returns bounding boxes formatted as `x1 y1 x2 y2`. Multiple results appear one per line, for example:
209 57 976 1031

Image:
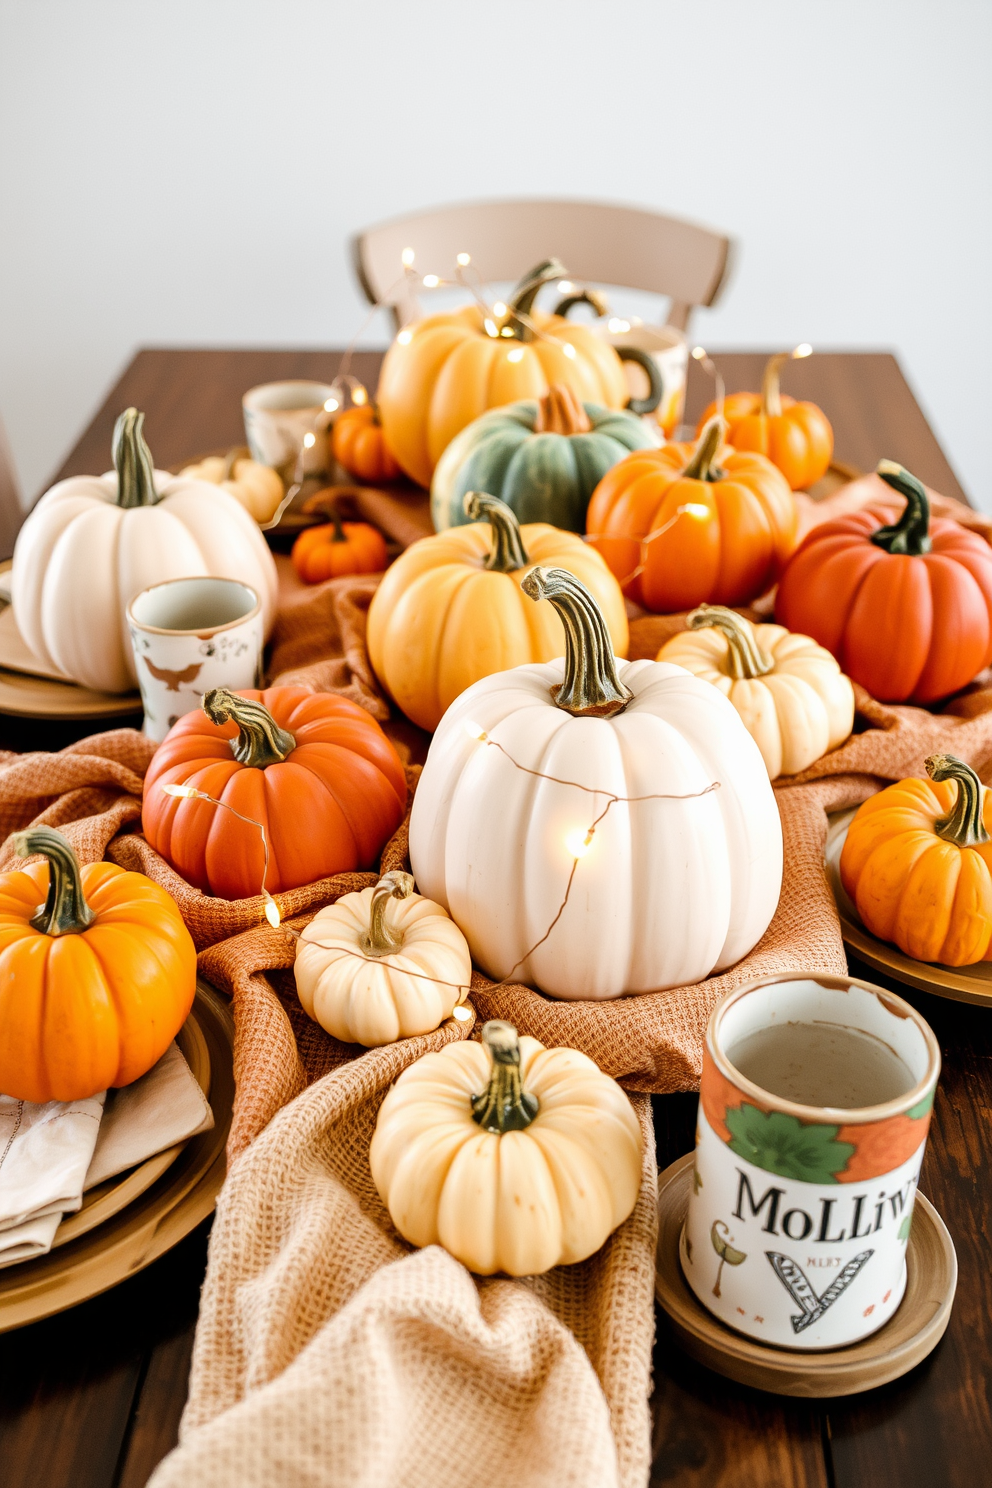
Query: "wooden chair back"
353 198 733 333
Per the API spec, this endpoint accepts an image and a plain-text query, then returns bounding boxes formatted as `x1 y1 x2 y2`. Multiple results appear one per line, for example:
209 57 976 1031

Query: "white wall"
1 0 989 505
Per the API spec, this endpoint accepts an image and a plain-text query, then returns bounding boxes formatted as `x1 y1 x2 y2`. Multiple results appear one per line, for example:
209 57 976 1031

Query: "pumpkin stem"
926 754 990 848
535 384 592 436
362 871 414 957
471 1021 539 1134
760 353 791 419
464 491 531 572
505 259 569 342
682 416 726 483
201 688 297 768
521 566 632 718
10 826 96 937
687 605 774 680
113 408 160 509
222 446 251 482
871 462 933 555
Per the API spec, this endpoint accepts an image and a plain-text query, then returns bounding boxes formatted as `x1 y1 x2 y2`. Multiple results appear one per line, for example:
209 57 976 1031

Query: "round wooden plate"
0 980 233 1332
655 1153 956 1397
825 809 992 1007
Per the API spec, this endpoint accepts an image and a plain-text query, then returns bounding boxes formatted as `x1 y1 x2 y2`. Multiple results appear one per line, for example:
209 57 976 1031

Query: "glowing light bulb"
452 1004 473 1022
608 317 630 333
679 503 710 520
793 343 812 359
562 343 577 360
162 782 199 799
565 828 594 859
463 719 488 742
507 347 524 363
557 280 574 294
484 318 499 338
302 432 316 449
500 326 515 336
263 895 281 928
401 247 415 267
456 252 471 267
422 274 440 288
351 385 368 406
323 397 339 413
492 301 507 318
397 329 413 345
691 345 707 361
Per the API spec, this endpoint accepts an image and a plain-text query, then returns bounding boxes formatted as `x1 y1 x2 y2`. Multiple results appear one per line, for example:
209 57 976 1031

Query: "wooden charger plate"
0 980 233 1332
655 1154 957 1397
825 809 992 1008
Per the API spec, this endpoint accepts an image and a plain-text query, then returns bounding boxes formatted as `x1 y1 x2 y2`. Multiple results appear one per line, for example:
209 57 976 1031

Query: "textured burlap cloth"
1 472 989 1487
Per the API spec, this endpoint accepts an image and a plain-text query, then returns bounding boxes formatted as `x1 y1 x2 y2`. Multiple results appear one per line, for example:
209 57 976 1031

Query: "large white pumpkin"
409 566 783 1000
12 408 278 693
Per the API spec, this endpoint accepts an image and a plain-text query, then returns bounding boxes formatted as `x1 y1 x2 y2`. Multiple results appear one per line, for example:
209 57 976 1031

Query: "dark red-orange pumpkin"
142 687 407 899
776 462 992 703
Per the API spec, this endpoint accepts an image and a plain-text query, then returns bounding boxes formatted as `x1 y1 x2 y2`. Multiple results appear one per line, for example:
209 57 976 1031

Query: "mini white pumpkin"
179 448 285 525
295 871 472 1046
12 409 278 693
409 567 782 999
370 1019 642 1276
657 606 855 780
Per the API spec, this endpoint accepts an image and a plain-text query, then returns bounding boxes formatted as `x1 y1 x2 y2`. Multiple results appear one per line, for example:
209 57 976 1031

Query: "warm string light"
584 501 712 592
691 344 725 424
160 783 282 928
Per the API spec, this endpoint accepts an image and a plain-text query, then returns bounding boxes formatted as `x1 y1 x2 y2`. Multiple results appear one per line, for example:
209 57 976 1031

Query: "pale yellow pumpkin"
180 449 285 525
369 1020 642 1277
366 491 628 732
294 872 471 1046
657 606 854 780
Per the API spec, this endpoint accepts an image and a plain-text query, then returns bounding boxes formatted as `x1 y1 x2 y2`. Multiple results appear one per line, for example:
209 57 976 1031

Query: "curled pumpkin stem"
113 408 160 510
504 259 569 342
11 826 96 937
926 754 990 848
871 462 932 556
202 689 297 768
682 416 726 483
521 566 632 718
464 492 530 573
362 871 414 957
687 605 774 680
471 1021 539 1133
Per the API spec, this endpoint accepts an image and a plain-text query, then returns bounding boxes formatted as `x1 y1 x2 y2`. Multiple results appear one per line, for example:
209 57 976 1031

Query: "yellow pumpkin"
370 1019 643 1276
366 491 628 732
657 606 855 779
377 260 630 488
295 871 471 1046
180 448 285 525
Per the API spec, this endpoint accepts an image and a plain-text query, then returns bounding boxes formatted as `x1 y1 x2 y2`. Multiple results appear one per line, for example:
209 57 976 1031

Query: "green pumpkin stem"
113 408 160 509
521 566 632 718
682 416 726 483
504 259 569 342
10 826 96 937
202 689 296 768
464 491 531 573
761 353 791 419
471 1021 539 1133
687 605 774 680
927 755 990 848
362 871 414 957
871 462 932 555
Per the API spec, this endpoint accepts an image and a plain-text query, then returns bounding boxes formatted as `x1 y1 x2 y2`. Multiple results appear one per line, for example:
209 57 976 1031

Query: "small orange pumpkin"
332 404 402 483
0 826 197 1102
291 507 388 584
698 352 833 490
586 416 797 612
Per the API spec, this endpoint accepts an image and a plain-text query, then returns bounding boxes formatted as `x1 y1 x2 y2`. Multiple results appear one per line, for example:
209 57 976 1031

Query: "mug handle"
616 347 663 417
552 288 610 320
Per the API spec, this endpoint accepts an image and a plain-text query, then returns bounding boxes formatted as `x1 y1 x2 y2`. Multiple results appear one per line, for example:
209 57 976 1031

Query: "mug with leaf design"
682 973 941 1349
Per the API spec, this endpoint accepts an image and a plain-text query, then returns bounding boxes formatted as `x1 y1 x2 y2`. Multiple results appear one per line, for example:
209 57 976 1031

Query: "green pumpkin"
430 383 659 534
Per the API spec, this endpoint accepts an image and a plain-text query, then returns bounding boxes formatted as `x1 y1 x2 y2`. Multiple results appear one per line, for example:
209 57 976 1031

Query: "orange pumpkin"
697 352 833 490
776 462 992 703
291 507 388 584
332 404 403 483
142 687 407 899
0 826 197 1102
840 754 992 965
586 416 797 612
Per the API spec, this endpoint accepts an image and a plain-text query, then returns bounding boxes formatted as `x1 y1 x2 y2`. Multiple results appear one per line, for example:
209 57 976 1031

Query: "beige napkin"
0 1039 214 1266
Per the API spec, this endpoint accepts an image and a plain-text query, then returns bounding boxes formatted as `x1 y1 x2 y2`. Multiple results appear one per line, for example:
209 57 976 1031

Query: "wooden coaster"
655 1153 957 1397
826 809 992 1008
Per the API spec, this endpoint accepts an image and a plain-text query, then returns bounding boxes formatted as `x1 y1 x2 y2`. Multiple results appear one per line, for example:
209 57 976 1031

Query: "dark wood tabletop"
0 347 987 1488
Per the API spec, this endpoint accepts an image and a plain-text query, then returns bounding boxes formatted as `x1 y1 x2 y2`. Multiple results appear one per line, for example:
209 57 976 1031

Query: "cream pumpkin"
179 448 285 525
367 491 628 733
12 409 278 694
657 606 855 780
370 1019 643 1276
295 871 472 1046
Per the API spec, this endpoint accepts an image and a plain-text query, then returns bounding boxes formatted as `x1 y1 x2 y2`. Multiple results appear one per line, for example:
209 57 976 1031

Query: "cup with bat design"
681 972 941 1349
127 577 264 742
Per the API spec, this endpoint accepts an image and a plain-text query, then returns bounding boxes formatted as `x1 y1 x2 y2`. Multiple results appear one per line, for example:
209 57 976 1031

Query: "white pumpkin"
179 449 285 525
12 409 278 693
409 567 782 999
370 1019 642 1276
657 606 855 780
295 871 472 1046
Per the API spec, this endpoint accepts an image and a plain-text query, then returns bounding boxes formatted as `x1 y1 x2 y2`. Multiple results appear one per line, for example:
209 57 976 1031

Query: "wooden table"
1 349 987 1488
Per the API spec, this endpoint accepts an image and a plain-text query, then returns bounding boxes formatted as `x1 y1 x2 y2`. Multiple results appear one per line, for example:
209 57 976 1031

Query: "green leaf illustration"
726 1103 855 1183
898 1213 913 1242
906 1090 934 1121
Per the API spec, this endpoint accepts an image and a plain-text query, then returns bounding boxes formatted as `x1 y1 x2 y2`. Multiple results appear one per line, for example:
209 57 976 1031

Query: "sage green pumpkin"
430 384 658 535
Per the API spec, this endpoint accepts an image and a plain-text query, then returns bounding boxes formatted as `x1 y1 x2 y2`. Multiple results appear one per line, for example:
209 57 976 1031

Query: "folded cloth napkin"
0 1039 214 1266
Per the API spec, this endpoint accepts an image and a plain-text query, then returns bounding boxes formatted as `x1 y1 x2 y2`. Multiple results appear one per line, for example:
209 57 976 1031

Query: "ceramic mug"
127 577 264 743
598 323 689 437
242 380 338 482
681 973 941 1350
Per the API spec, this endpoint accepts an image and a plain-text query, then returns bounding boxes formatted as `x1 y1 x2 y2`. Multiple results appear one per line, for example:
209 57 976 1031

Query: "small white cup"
243 380 338 481
598 323 689 437
127 577 264 743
